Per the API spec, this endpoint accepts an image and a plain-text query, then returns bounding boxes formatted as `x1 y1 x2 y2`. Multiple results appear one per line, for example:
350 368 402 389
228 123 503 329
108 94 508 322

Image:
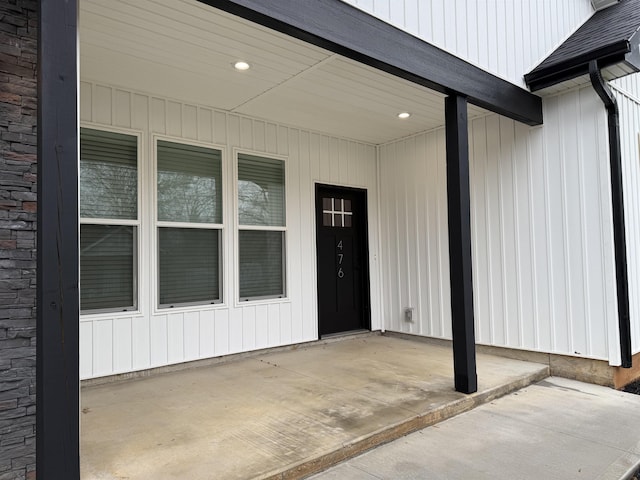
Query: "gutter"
589 60 632 368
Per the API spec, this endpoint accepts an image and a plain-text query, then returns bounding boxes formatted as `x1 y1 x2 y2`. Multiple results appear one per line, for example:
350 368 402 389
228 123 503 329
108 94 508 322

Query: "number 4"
337 240 343 250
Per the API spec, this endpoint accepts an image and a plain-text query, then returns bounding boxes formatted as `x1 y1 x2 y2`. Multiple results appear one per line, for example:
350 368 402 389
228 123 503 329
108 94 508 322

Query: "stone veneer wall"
0 1 38 479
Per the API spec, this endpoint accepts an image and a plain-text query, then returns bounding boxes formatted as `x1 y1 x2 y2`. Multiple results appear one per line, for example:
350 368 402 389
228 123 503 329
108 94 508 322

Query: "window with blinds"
79 128 138 313
237 153 286 300
156 139 223 307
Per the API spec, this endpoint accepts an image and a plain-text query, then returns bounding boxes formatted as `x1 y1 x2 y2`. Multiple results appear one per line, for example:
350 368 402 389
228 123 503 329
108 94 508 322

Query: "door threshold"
321 329 370 339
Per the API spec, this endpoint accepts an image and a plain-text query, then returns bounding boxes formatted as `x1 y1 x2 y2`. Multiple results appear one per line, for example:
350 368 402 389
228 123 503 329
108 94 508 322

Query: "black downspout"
589 60 632 368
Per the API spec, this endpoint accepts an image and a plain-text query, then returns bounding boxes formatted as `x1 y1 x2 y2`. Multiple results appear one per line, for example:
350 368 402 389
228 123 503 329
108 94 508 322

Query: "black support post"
37 0 80 478
445 95 478 394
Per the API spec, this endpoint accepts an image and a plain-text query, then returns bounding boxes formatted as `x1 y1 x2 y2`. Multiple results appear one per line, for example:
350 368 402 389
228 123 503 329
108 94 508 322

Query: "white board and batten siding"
339 0 593 88
612 72 640 356
79 81 381 379
379 86 621 364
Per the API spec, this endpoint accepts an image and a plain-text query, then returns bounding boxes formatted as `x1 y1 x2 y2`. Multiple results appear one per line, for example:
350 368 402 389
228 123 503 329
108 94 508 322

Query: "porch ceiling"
79 0 489 145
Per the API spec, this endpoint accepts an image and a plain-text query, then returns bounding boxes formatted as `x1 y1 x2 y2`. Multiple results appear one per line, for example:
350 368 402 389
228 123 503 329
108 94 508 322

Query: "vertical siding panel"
182 104 198 140
183 311 200 361
131 316 150 371
287 129 305 339
93 85 112 125
167 313 184 363
329 137 340 183
150 98 166 134
545 96 568 353
414 134 427 333
499 118 519 346
214 309 230 356
240 117 253 149
112 317 132 373
114 90 131 128
277 125 289 156
485 115 504 344
530 125 552 351
298 130 315 337
166 101 182 137
431 1 445 49
268 304 280 347
253 120 266 152
197 107 213 143
470 118 491 344
318 135 330 182
79 322 93 379
150 314 168 366
425 132 441 336
514 122 535 349
132 94 149 131
403 0 418 35
199 310 215 358
228 309 243 354
242 307 256 350
454 0 467 60
80 82 92 122
266 123 278 154
93 320 113 376
255 305 269 349
436 128 451 338
280 302 293 343
213 111 227 145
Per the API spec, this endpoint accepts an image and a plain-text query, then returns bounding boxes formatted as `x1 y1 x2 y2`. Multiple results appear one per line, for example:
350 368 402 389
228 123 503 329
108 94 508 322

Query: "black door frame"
315 183 372 337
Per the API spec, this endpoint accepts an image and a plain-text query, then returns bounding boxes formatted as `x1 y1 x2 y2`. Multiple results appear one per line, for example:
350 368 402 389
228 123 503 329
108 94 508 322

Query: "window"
322 197 352 227
156 139 223 307
80 127 139 313
237 153 286 300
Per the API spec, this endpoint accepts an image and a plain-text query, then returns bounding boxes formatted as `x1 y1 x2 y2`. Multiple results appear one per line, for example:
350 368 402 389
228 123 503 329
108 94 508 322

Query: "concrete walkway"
80 334 547 479
311 377 640 480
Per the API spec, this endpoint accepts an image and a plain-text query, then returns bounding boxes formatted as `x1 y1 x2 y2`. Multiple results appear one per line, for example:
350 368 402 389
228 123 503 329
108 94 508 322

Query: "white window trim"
152 134 228 313
233 148 290 306
79 123 144 320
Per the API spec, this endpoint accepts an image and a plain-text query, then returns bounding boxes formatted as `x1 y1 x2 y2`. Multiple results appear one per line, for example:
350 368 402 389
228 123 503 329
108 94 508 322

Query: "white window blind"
80 128 137 220
156 140 223 307
158 228 220 305
80 225 135 311
157 140 222 224
237 153 286 300
80 128 138 313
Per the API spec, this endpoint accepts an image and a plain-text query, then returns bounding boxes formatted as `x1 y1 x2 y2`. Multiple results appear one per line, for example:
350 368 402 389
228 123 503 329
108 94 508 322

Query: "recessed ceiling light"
398 112 411 119
234 61 251 71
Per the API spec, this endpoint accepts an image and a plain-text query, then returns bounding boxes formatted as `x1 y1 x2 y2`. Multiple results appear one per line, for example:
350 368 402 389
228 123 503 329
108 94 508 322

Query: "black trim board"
198 0 543 126
37 0 80 478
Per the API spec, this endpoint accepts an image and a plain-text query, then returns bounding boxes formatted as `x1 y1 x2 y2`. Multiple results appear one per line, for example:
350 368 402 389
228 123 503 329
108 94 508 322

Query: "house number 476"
337 240 345 278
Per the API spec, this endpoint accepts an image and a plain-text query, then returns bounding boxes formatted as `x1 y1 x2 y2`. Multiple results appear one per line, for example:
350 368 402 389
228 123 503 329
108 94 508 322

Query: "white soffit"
80 0 489 144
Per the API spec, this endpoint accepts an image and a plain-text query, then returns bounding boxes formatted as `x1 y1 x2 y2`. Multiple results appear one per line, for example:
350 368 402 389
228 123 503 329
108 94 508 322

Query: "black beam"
445 95 478 394
199 0 543 126
37 0 80 478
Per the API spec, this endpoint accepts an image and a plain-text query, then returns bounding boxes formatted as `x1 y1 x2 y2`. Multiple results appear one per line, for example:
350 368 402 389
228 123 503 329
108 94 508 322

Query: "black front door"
316 184 370 336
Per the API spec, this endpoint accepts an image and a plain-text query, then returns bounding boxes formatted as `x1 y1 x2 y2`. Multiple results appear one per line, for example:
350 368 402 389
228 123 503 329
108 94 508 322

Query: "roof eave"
525 40 631 92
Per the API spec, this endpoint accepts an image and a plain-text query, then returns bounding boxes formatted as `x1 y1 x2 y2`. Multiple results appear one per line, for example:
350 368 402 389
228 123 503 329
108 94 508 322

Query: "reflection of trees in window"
80 162 137 219
238 180 269 225
158 172 218 224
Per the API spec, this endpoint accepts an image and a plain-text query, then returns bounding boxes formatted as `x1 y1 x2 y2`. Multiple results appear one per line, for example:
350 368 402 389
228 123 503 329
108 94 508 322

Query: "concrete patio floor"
80 334 549 480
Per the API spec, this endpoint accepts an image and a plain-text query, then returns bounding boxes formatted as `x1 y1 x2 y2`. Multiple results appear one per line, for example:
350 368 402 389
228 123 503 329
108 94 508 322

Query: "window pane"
80 224 135 312
159 228 220 306
238 154 285 226
157 141 222 224
80 128 137 219
239 230 285 299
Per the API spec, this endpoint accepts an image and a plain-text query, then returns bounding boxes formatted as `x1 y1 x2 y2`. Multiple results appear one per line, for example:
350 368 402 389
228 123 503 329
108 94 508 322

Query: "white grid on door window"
322 197 352 227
